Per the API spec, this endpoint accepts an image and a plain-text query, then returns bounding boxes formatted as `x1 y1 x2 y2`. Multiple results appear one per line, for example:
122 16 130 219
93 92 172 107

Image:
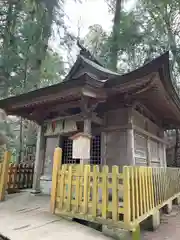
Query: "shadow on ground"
0 234 10 240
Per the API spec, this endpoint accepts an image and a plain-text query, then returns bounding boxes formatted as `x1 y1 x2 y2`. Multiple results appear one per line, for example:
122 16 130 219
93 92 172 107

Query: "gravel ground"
1 192 180 240
142 205 180 240
0 192 111 240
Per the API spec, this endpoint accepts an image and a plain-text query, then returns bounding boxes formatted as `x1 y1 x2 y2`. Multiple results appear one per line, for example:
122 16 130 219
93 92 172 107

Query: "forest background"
0 0 179 163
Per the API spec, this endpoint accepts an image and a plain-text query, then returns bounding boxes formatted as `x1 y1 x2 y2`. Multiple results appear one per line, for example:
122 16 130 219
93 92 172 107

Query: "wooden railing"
0 151 11 201
127 167 180 224
152 167 180 206
51 148 180 240
7 163 34 192
0 151 34 198
127 166 155 224
55 164 124 225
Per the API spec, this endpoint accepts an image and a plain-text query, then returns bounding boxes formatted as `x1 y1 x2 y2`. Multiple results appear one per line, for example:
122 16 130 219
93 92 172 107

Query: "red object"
52 121 56 132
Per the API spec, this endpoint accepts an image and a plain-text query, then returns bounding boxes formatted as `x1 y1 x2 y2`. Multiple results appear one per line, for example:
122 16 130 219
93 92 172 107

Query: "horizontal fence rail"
50 148 180 240
52 163 180 231
7 163 34 192
55 164 125 227
0 151 34 200
126 166 155 224
152 167 180 206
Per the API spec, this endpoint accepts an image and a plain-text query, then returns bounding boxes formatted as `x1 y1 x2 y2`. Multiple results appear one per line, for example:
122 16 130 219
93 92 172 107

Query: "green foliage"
40 50 65 87
83 0 180 82
0 0 66 97
3 0 180 160
0 0 69 158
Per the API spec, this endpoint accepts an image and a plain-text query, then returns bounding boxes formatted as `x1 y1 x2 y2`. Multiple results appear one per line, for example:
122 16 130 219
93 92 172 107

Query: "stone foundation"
163 200 173 214
40 175 52 195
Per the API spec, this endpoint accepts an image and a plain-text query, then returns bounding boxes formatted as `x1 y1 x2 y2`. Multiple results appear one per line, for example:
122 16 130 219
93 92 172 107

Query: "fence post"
123 166 131 227
0 151 11 201
102 165 109 219
131 225 140 240
112 166 118 221
50 147 62 213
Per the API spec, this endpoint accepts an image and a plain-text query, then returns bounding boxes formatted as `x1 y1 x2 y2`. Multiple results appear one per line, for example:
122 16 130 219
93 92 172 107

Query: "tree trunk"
32 1 55 89
1 1 20 97
109 0 121 71
1 1 13 97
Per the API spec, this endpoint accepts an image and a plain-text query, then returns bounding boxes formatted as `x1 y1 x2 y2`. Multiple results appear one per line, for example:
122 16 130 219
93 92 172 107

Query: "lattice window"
62 137 79 164
90 135 101 165
62 135 101 165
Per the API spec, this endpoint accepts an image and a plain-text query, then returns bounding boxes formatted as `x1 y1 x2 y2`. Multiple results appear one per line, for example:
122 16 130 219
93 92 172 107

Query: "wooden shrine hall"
0 45 180 195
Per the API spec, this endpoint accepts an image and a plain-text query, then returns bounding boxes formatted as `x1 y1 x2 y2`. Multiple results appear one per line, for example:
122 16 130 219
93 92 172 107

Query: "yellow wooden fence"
0 151 34 199
51 148 180 240
0 151 11 201
7 163 34 192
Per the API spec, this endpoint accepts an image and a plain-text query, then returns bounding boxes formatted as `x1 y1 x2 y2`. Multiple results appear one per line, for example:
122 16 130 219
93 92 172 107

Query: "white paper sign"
72 136 91 159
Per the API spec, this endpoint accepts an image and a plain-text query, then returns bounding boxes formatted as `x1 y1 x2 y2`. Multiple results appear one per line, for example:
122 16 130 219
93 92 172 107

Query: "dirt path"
142 206 180 240
1 191 180 240
0 192 111 240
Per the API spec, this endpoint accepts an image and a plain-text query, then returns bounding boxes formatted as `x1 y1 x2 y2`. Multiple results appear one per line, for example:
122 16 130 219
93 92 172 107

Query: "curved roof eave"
106 51 180 109
105 52 170 86
65 54 120 83
158 57 180 114
80 55 120 77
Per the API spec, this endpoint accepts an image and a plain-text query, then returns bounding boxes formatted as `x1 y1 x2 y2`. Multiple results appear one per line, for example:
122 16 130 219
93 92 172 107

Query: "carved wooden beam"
43 112 103 126
91 113 103 125
133 101 161 126
80 95 102 116
9 88 81 110
80 96 90 116
82 86 107 100
27 99 81 122
44 113 83 123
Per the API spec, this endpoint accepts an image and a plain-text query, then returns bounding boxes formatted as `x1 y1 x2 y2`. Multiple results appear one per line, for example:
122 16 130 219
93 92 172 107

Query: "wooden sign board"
71 133 91 159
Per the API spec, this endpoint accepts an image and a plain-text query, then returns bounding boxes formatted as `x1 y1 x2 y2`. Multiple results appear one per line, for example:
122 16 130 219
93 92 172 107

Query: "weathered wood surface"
7 163 34 193
0 192 111 240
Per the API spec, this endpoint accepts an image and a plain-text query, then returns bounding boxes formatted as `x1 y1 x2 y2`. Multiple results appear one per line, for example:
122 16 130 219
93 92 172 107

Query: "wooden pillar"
81 118 91 164
127 107 135 165
101 132 107 165
127 128 135 165
163 143 167 167
31 125 45 194
84 118 91 134
147 137 151 166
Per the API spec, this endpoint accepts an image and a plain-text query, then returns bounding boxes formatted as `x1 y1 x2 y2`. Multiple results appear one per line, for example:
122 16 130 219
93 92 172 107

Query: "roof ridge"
77 40 103 66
